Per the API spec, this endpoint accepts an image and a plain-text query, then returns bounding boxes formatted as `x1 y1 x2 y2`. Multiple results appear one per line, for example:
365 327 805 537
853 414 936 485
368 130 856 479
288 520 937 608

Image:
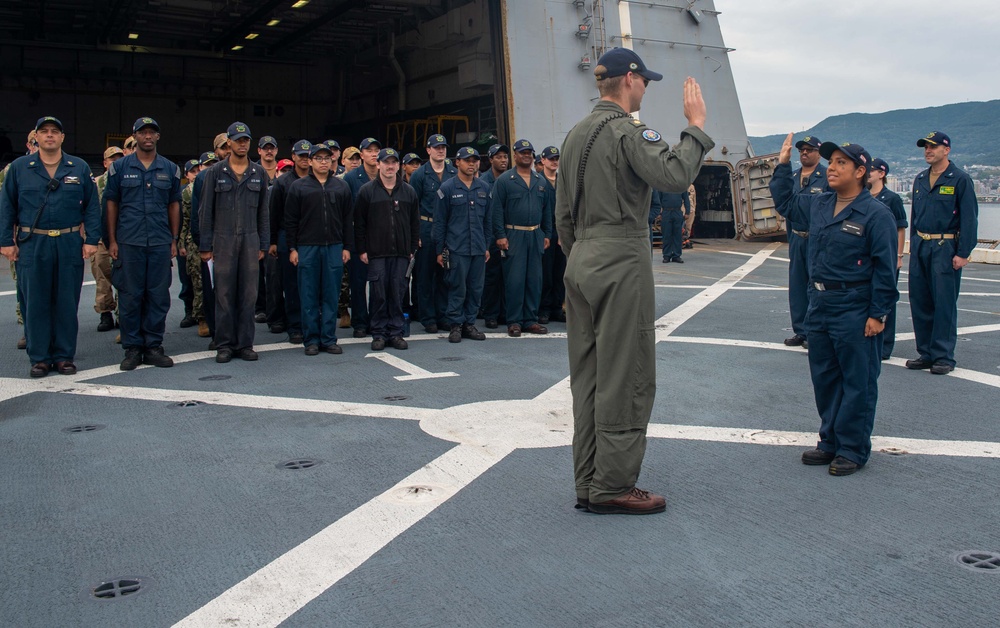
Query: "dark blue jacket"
872 187 907 230
344 165 376 202
490 169 553 241
409 161 458 221
433 175 492 255
0 153 101 247
778 163 829 231
103 152 182 246
658 190 690 213
197 158 269 252
911 161 978 258
770 162 898 319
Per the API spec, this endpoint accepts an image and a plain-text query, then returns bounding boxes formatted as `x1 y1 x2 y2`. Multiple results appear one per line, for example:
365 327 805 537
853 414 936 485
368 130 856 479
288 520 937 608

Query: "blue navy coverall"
770 163 898 466
409 160 457 329
540 177 566 320
908 162 978 368
0 153 101 366
104 153 182 352
659 190 690 261
775 163 828 338
479 168 505 323
872 186 907 359
490 169 553 328
191 168 215 336
344 165 378 333
267 170 302 338
433 175 492 326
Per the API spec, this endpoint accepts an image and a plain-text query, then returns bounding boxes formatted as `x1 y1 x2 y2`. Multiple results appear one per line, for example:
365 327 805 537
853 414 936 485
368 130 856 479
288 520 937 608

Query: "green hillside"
749 100 1000 167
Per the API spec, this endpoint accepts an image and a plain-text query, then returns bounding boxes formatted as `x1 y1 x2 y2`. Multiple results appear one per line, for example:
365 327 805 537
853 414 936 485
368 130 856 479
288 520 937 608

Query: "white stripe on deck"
0 279 96 297
365 352 459 381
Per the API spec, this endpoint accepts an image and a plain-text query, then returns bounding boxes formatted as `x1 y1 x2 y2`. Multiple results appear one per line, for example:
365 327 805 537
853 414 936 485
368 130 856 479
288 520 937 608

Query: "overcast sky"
714 0 1000 137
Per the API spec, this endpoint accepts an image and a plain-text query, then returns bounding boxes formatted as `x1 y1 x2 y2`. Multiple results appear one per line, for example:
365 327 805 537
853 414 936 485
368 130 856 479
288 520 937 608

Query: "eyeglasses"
642 77 650 87
311 156 332 162
798 147 818 154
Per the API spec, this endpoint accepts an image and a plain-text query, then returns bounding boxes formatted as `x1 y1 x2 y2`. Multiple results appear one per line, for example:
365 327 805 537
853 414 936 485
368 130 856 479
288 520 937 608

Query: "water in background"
904 203 999 240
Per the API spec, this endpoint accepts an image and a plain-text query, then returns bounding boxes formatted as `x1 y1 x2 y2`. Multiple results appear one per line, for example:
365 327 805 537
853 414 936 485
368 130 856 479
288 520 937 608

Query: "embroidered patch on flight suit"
641 129 662 142
939 186 955 195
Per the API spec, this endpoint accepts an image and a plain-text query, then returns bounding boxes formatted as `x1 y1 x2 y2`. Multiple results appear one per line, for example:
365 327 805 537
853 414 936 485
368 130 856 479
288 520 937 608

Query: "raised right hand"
683 77 707 130
779 133 794 165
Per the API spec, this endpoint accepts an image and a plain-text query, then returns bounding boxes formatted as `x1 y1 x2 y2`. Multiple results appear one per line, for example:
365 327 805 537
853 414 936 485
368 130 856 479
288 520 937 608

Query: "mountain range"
748 100 1000 169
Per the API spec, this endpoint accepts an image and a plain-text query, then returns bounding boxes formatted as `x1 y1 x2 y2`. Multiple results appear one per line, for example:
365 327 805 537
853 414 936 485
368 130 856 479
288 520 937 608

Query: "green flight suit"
555 100 714 503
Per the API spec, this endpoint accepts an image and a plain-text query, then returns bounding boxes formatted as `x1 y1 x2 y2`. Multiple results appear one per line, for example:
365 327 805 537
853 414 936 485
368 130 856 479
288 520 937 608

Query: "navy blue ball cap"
455 146 480 160
309 143 333 157
292 140 312 156
377 147 400 162
360 137 381 150
917 131 950 148
870 158 890 175
35 116 63 132
184 158 201 173
324 139 341 150
819 142 872 172
402 152 422 165
227 121 251 140
258 135 277 148
199 151 217 164
427 134 448 147
487 143 509 158
513 139 534 153
534 154 542 164
133 116 159 133
541 146 560 159
594 47 663 82
794 135 821 150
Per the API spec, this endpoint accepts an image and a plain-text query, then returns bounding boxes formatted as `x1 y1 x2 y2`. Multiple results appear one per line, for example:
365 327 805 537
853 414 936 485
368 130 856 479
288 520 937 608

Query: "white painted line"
646 423 1000 458
655 284 784 291
0 280 95 297
365 352 458 381
656 244 780 339
719 250 790 263
173 443 512 628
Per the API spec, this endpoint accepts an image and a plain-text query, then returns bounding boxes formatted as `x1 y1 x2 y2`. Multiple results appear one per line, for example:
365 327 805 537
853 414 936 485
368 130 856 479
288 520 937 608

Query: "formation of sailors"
0 116 569 376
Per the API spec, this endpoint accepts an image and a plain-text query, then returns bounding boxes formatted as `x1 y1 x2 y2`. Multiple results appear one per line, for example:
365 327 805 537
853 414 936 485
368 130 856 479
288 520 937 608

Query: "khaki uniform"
178 184 203 320
91 172 117 314
555 100 713 503
684 183 696 238
0 163 23 325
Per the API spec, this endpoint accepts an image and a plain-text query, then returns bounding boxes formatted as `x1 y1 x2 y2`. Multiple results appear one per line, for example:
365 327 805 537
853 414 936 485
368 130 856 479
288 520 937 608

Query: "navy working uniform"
409 151 457 330
776 135 829 343
870 158 908 360
909 133 978 369
491 140 553 332
343 137 383 335
266 139 311 341
198 144 270 354
0 137 101 371
659 190 690 262
104 141 182 356
769 144 898 468
478 145 507 326
433 148 492 329
539 146 566 322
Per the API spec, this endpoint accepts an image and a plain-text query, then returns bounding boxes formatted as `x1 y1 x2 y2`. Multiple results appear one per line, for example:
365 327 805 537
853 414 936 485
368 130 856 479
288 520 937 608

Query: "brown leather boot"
588 487 666 515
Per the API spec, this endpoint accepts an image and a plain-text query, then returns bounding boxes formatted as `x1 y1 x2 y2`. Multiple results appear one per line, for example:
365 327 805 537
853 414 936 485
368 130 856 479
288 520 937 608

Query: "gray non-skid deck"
1 240 997 627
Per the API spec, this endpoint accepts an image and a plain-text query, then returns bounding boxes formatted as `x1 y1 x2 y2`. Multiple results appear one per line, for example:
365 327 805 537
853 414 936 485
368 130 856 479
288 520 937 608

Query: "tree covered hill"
749 100 1000 168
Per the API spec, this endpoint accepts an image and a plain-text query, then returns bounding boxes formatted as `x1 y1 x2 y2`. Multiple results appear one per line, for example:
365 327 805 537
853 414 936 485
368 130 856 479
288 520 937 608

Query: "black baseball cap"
35 116 63 132
870 158 890 175
377 147 401 162
427 134 448 147
184 158 201 173
258 135 277 148
917 131 950 148
487 144 509 158
795 136 821 150
513 139 534 153
133 117 159 133
292 140 312 156
594 47 663 82
360 137 381 150
455 146 480 160
309 143 333 157
819 142 872 173
199 151 217 164
402 152 422 165
324 139 341 150
227 122 251 141
541 146 560 159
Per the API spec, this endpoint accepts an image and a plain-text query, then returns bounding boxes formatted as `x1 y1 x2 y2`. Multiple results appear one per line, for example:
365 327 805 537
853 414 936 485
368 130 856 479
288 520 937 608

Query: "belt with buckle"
420 215 433 222
916 231 956 240
505 224 540 231
20 225 82 237
813 281 870 292
791 229 809 238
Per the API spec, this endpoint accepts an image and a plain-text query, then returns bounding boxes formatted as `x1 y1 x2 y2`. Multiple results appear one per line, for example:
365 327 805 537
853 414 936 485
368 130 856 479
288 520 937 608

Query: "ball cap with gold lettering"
258 135 277 148
594 47 662 82
794 135 821 150
35 116 64 132
426 134 448 148
819 141 871 173
227 122 252 141
132 117 159 133
377 147 401 162
916 131 950 148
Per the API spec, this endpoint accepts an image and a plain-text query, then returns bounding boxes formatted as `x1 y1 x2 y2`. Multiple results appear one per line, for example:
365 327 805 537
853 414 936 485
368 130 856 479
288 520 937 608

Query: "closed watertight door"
733 154 783 240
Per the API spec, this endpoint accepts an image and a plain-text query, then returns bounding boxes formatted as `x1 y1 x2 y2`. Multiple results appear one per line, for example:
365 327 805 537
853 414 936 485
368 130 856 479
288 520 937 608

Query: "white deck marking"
0 279 95 297
656 244 780 339
365 352 459 381
656 284 784 291
173 443 513 628
719 250 790 263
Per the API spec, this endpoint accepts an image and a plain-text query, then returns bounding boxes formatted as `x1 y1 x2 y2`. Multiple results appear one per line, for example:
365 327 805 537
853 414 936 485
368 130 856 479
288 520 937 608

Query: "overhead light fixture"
266 19 281 26
245 33 259 40
291 0 310 8
128 33 139 40
231 45 244 51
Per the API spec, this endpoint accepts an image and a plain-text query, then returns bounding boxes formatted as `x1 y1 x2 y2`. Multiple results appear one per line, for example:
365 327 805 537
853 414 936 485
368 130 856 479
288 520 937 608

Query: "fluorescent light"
267 19 281 26
128 33 139 40
291 0 309 8
231 45 244 51
245 33 259 40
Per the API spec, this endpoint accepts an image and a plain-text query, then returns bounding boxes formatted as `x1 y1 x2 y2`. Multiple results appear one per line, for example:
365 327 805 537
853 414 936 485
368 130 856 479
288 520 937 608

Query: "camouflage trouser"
339 266 350 316
91 241 117 313
11 261 22 325
184 237 204 320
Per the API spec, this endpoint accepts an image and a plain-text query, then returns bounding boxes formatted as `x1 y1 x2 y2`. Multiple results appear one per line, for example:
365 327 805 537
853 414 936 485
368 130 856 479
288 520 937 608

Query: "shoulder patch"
641 129 662 143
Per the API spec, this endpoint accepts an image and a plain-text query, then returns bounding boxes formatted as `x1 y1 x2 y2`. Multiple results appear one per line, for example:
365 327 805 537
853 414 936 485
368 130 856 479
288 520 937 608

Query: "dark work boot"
98 312 115 332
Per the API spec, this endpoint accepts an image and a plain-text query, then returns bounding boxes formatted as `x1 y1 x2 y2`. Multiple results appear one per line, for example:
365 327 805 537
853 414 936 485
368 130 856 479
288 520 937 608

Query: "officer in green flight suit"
555 48 713 515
